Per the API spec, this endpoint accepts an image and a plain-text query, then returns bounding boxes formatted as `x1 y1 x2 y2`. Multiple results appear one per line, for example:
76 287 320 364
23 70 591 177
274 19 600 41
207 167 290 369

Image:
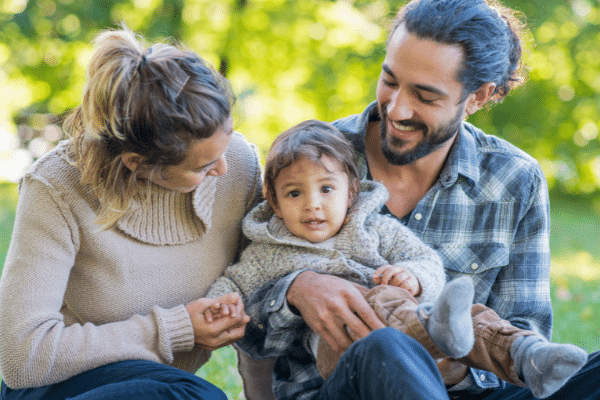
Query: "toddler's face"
271 155 353 243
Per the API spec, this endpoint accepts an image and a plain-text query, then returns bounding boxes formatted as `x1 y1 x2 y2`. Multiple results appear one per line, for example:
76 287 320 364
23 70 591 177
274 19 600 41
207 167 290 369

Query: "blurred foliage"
0 0 599 207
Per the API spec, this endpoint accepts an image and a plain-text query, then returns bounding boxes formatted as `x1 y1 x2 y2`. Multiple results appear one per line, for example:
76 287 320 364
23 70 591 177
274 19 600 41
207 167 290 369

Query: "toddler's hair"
264 119 360 206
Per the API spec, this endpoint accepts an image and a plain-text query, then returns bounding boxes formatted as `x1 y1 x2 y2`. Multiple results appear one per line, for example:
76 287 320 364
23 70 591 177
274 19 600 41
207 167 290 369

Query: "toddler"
207 120 587 399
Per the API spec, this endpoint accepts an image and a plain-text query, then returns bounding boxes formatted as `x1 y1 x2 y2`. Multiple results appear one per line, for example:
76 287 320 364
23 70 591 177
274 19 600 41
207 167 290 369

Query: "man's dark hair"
391 0 527 102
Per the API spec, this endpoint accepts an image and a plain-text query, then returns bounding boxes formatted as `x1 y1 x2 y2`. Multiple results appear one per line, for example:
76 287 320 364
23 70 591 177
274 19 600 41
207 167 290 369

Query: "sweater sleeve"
206 269 245 299
375 214 446 303
207 242 298 300
0 175 195 389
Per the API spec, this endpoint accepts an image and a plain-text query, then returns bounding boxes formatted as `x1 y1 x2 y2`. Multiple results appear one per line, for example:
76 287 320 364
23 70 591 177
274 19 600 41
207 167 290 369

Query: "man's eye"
416 93 437 104
382 78 397 87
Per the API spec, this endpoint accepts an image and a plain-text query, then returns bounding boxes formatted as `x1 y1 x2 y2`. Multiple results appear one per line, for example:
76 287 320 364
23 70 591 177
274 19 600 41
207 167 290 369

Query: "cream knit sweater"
0 133 262 389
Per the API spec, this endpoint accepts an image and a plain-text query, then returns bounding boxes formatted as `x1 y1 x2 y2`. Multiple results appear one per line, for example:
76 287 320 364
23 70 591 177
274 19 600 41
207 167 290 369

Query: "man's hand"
286 271 384 352
373 264 421 297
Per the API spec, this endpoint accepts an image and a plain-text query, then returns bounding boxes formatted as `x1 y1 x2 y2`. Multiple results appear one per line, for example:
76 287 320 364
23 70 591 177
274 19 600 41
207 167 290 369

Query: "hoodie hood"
242 180 389 249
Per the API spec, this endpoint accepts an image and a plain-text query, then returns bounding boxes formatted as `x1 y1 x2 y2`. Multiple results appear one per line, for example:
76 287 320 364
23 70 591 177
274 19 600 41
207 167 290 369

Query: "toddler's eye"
288 190 300 198
321 185 333 193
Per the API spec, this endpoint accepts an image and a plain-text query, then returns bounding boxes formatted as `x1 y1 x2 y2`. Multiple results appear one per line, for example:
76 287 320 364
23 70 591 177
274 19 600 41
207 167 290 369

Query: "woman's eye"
288 190 300 198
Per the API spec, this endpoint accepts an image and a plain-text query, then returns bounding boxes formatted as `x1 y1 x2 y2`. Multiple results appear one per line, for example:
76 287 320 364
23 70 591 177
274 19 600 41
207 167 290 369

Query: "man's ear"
465 82 496 115
121 152 145 172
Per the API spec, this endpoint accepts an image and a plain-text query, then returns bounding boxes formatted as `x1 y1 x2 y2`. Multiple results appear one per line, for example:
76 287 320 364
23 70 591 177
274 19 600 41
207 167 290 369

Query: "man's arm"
238 269 384 358
486 173 552 336
286 271 385 352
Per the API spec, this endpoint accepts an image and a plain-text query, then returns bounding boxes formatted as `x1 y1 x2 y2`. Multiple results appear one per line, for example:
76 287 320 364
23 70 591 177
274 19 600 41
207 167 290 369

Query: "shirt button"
414 213 422 221
480 374 486 381
270 300 276 307
471 263 479 270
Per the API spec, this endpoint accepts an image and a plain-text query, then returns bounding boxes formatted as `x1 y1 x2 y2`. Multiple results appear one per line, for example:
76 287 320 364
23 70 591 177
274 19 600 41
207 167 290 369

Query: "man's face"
376 24 469 166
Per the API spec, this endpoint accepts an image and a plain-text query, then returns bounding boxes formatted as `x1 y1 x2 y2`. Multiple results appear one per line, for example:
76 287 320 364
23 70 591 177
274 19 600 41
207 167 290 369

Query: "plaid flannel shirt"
238 102 552 399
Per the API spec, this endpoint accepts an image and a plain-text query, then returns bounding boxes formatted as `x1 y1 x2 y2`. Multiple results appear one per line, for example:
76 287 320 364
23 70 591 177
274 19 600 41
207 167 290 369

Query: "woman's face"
148 117 234 193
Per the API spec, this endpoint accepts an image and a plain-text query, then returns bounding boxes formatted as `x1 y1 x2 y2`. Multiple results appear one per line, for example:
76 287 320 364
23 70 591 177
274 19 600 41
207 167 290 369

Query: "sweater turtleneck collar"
116 176 217 245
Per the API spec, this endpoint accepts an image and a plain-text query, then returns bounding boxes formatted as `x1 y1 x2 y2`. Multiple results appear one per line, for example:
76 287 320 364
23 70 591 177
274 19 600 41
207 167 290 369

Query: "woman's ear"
121 152 145 172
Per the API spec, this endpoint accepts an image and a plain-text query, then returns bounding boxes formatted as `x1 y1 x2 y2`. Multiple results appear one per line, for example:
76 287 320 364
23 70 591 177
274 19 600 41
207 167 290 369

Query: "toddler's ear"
271 200 283 218
348 179 360 204
343 214 351 225
263 189 281 217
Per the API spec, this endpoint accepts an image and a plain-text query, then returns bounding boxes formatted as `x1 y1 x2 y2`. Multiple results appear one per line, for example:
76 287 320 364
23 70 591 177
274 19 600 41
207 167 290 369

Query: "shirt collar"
440 122 480 188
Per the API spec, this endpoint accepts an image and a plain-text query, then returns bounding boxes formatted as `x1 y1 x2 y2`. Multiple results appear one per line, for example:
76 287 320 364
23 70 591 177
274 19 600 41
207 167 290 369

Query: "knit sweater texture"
0 133 262 389
208 180 445 304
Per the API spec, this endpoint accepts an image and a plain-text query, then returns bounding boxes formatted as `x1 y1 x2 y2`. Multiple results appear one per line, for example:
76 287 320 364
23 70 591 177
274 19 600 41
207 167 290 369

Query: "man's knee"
355 327 423 355
344 327 442 378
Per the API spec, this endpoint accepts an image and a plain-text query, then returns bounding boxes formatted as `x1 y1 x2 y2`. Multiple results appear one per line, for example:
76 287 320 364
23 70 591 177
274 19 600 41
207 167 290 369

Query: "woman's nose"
207 156 228 177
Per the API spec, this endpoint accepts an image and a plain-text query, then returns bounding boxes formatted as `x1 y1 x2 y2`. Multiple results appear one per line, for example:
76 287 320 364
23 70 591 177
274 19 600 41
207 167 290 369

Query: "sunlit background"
0 0 599 202
1 1 599 397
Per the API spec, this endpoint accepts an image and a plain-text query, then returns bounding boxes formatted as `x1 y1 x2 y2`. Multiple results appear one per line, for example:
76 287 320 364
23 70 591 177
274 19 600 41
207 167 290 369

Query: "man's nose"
387 89 414 121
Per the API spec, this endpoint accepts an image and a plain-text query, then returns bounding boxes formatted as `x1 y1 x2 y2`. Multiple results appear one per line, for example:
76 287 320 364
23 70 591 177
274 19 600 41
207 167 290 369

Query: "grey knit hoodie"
208 180 445 304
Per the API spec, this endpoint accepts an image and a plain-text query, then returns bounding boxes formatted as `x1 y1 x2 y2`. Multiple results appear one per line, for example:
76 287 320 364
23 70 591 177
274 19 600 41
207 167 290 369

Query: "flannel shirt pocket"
434 242 509 304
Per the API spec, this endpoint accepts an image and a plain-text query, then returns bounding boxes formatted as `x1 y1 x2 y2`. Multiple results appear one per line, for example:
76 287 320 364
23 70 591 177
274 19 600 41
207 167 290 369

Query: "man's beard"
379 104 464 166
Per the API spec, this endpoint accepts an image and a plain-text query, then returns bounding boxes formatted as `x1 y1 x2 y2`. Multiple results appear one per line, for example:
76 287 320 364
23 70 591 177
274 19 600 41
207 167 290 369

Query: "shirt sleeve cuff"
266 270 308 328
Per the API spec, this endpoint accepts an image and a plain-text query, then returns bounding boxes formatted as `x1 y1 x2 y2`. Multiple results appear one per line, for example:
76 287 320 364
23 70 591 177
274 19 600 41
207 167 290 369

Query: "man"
236 0 600 399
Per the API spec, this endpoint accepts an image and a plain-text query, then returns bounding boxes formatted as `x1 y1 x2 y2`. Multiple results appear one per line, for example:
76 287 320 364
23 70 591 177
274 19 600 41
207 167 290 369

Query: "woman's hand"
373 264 421 297
185 293 250 351
286 271 385 352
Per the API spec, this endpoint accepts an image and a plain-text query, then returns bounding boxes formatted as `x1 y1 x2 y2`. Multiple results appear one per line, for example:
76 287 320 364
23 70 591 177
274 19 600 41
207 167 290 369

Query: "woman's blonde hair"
64 26 235 228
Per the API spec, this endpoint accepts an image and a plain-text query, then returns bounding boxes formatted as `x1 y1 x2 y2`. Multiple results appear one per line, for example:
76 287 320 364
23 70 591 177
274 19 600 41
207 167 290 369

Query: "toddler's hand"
204 302 228 322
373 265 421 297
186 293 249 351
204 293 245 323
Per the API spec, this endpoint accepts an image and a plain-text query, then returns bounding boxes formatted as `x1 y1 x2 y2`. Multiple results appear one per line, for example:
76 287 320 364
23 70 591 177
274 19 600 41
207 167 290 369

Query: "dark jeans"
316 327 450 400
450 351 600 400
1 360 226 400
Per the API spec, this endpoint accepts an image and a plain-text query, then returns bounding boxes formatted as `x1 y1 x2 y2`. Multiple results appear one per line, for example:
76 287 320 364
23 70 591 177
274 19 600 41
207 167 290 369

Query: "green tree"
1 0 599 206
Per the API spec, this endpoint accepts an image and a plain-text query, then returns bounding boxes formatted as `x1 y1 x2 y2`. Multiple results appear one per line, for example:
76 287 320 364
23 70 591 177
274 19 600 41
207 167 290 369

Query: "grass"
197 346 245 399
1 182 599 398
0 183 18 268
547 193 600 354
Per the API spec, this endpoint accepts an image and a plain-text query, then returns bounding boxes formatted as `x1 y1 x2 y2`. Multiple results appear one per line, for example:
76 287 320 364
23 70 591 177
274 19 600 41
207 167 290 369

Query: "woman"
0 26 261 399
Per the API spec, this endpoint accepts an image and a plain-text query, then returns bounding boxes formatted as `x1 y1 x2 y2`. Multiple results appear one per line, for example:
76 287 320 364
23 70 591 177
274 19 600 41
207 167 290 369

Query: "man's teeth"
392 121 417 131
